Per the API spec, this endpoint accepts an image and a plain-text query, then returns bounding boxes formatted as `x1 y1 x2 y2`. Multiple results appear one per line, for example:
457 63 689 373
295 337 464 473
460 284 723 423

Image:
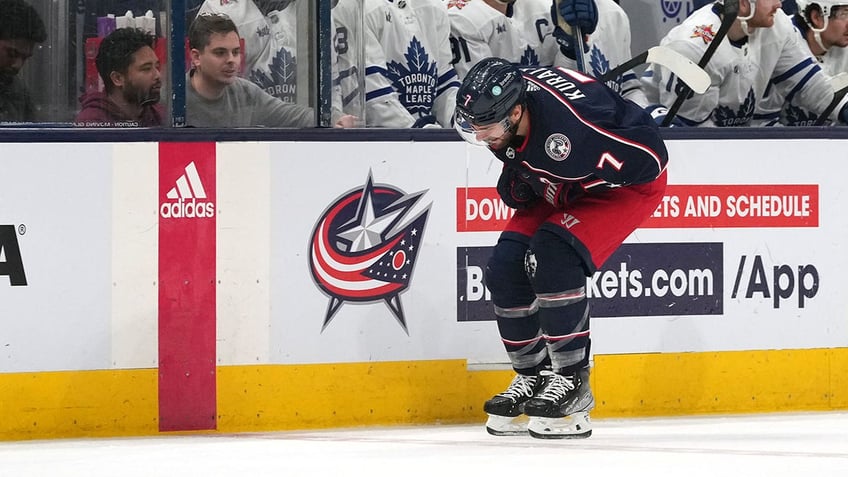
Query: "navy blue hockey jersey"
493 66 668 193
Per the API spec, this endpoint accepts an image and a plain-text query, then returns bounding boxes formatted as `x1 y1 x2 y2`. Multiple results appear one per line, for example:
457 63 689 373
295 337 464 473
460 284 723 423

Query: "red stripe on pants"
158 142 217 431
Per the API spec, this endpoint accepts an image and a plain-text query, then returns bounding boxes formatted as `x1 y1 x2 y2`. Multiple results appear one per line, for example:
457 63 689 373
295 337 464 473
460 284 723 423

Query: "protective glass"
453 112 511 147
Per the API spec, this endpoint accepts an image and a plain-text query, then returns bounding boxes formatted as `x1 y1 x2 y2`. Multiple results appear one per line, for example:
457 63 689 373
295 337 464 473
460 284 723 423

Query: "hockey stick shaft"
661 0 739 126
555 1 587 73
813 73 848 125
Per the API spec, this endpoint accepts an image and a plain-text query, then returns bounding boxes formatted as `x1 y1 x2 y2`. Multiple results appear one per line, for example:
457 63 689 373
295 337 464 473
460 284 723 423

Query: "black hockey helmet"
454 57 525 127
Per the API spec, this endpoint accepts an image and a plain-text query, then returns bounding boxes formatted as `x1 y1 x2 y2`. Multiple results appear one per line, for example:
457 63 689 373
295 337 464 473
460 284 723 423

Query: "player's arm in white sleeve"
652 39 720 125
769 21 845 123
362 3 417 128
433 3 462 128
609 4 649 108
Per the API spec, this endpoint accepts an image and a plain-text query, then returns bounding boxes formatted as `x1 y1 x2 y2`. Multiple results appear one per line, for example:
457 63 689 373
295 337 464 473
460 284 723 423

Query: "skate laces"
498 374 538 400
537 371 575 402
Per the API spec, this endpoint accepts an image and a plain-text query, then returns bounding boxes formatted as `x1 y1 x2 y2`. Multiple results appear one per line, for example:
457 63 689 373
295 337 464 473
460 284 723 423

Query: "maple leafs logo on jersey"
387 37 438 116
249 47 297 103
691 24 716 44
588 45 620 93
308 172 431 335
713 88 755 126
782 104 820 126
518 46 541 67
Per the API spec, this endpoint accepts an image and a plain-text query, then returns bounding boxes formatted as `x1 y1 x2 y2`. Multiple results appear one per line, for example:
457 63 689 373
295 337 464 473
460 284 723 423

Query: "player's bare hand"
334 114 360 128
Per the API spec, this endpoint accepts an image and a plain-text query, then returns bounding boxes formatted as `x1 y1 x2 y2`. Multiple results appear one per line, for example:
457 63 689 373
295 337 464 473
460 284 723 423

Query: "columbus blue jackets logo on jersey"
308 172 431 334
249 47 297 103
544 133 571 161
387 37 438 116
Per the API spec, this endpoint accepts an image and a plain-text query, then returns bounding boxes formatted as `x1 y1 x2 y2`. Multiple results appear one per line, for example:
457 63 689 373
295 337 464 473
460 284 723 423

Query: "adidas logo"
160 161 215 219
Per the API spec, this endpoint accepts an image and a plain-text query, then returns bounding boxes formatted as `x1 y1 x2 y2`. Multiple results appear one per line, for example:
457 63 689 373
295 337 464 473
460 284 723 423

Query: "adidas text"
160 199 215 219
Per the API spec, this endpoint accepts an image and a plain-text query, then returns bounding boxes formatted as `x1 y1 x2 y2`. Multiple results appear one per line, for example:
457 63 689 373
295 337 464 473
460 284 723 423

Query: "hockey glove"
556 0 598 34
497 167 539 209
646 104 684 127
538 180 574 209
839 103 848 125
412 115 439 128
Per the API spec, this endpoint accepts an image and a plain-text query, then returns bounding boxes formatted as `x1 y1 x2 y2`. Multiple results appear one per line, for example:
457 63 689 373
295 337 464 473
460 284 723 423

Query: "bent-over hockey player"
454 58 668 438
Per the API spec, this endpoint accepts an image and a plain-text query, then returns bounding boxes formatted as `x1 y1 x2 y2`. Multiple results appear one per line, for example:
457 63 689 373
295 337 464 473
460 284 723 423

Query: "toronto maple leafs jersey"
642 4 836 127
492 66 667 191
553 0 649 107
755 14 848 126
332 0 366 118
446 0 558 79
363 0 460 127
199 0 298 104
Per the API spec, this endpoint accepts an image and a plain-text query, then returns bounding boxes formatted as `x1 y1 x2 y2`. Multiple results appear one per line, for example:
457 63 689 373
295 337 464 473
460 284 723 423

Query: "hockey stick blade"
662 0 739 126
600 46 710 94
813 72 848 126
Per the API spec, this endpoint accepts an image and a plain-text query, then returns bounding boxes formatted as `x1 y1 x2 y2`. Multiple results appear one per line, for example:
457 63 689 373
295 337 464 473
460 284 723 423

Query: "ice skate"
483 373 543 436
524 369 594 439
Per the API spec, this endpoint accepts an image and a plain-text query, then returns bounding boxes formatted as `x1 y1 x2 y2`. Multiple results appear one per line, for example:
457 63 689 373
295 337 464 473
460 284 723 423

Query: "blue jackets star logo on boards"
308 172 431 334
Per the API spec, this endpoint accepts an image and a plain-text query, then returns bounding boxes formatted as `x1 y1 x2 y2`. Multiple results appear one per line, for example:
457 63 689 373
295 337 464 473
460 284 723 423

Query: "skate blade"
527 414 592 439
485 414 528 436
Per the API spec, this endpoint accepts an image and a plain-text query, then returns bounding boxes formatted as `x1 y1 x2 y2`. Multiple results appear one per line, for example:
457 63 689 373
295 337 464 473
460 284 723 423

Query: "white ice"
1 412 846 476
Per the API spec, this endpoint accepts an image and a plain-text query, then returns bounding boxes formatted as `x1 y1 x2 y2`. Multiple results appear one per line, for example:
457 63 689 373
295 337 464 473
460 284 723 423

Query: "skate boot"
483 373 544 436
524 368 594 439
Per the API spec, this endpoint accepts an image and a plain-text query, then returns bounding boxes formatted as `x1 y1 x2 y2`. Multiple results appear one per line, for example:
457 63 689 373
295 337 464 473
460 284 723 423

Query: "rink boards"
1 138 846 439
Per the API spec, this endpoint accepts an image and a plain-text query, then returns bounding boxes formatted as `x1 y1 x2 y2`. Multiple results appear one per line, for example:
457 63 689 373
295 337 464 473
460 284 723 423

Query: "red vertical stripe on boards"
158 142 217 431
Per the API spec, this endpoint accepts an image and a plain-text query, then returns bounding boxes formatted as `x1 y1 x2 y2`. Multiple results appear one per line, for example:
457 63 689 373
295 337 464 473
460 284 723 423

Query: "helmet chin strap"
737 2 757 36
810 17 831 53
493 0 515 5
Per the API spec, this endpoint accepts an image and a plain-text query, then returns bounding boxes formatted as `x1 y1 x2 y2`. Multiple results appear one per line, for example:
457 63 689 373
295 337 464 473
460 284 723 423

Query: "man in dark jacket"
0 0 47 123
75 27 163 127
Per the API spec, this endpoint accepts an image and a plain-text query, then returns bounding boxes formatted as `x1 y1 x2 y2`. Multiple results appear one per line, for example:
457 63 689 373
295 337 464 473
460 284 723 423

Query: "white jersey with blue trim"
642 5 835 127
552 0 648 107
446 0 558 80
363 0 460 128
198 0 298 104
755 15 848 126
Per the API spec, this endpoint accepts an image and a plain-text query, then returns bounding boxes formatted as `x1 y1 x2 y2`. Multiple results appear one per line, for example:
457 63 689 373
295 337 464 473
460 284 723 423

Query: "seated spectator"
186 13 355 127
197 0 297 104
362 0 459 128
0 0 46 124
75 27 164 127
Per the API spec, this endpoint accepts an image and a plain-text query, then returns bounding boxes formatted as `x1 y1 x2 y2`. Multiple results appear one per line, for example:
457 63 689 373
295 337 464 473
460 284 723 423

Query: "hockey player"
552 0 650 109
362 0 460 128
642 0 848 126
755 0 848 125
454 57 668 438
446 0 558 80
